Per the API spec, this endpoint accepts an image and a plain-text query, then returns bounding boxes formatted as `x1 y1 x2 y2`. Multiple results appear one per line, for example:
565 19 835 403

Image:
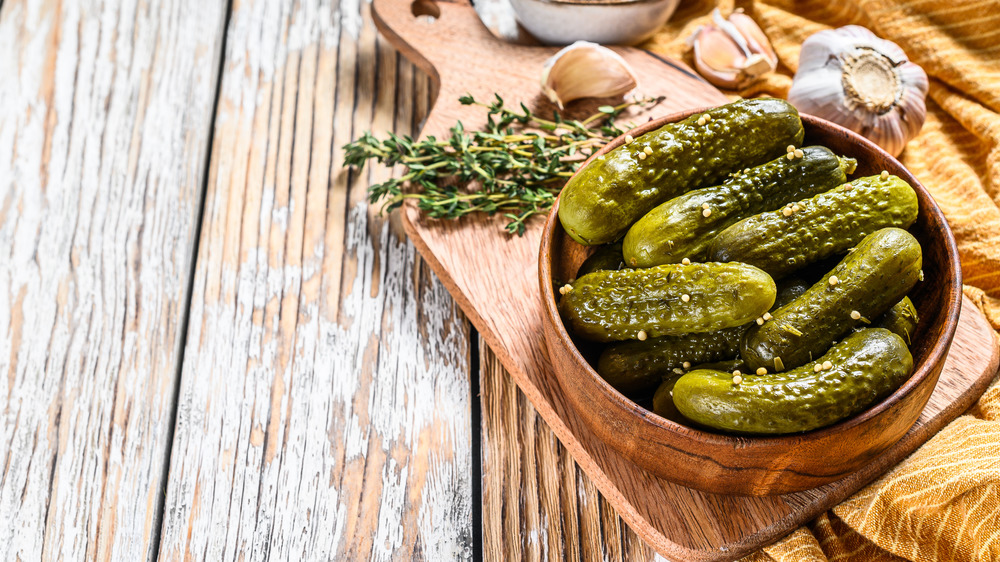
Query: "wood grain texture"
372 0 726 149
480 341 660 562
372 1 1000 559
157 0 474 559
0 0 226 559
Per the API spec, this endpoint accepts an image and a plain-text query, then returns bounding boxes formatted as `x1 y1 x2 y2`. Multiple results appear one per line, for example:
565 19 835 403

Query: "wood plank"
480 342 659 561
156 1 474 559
0 0 227 559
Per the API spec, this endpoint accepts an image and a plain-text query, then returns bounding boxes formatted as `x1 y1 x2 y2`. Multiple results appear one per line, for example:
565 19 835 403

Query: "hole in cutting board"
411 0 440 21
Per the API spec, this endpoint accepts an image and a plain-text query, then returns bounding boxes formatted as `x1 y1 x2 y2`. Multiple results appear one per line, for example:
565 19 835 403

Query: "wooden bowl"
538 110 963 496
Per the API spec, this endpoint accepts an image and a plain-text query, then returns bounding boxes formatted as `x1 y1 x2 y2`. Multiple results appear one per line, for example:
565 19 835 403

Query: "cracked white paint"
373 459 408 562
161 201 472 559
419 454 474 561
156 0 473 558
0 0 226 560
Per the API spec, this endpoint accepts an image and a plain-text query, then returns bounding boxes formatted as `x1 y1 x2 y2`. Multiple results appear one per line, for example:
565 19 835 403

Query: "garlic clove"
692 25 750 87
788 26 927 157
540 41 638 110
690 9 777 90
729 11 777 69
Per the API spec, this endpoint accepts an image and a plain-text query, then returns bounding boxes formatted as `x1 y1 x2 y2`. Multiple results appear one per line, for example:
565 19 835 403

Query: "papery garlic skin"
691 9 777 90
788 26 928 157
540 41 638 109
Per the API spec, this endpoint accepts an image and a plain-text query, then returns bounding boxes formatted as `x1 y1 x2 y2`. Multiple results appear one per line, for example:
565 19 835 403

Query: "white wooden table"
0 0 661 559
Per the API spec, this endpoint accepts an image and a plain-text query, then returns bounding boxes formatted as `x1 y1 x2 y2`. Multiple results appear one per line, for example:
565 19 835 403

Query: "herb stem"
343 93 660 235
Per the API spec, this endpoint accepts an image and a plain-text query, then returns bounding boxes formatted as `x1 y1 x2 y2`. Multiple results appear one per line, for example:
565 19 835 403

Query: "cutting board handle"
371 0 725 144
373 0 571 138
373 0 511 88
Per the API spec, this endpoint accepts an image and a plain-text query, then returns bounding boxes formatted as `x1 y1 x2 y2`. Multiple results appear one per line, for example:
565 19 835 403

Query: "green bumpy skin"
595 274 806 394
558 262 776 342
623 146 855 267
597 327 744 394
708 174 919 279
877 297 920 345
576 242 626 278
673 328 914 434
558 99 805 246
741 227 922 372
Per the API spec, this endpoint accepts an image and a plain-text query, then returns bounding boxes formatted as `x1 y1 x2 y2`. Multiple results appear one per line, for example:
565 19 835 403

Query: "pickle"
673 328 913 434
559 99 804 245
576 242 625 278
741 228 922 372
624 147 854 267
877 297 920 345
559 262 776 342
652 375 685 423
596 327 744 394
691 359 748 373
709 174 919 279
774 275 811 308
596 274 807 393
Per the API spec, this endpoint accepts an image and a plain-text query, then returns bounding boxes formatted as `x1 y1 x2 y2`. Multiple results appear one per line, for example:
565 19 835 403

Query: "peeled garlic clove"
540 41 638 110
691 9 777 90
788 26 928 157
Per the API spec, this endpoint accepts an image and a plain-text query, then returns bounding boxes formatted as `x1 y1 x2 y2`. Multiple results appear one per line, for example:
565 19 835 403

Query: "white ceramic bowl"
509 0 680 46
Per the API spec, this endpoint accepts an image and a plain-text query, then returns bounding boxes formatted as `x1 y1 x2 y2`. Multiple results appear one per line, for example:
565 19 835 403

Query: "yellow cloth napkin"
645 1 1000 559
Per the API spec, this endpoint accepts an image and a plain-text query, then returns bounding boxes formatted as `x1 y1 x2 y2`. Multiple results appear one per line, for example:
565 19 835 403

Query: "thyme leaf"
343 93 661 235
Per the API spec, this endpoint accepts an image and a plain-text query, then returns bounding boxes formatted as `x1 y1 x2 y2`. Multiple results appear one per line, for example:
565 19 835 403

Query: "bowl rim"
539 106 963 447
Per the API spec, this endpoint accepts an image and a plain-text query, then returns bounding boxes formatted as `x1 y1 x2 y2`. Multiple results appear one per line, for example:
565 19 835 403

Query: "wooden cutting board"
370 0 1000 559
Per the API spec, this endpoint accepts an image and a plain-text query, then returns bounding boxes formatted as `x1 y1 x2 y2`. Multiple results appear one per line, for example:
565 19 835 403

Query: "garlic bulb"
690 9 777 90
540 41 638 109
788 26 928 157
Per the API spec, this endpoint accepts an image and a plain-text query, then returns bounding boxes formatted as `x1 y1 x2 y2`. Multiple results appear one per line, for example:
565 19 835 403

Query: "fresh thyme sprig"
343 93 660 235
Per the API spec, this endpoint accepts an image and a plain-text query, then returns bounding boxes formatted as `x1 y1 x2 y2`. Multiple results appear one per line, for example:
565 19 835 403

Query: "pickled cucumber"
597 327 744 394
673 328 913 434
595 275 807 394
652 375 685 423
877 297 920 345
708 174 919 278
576 242 625 278
559 99 804 245
558 262 776 342
624 147 855 267
741 228 922 372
